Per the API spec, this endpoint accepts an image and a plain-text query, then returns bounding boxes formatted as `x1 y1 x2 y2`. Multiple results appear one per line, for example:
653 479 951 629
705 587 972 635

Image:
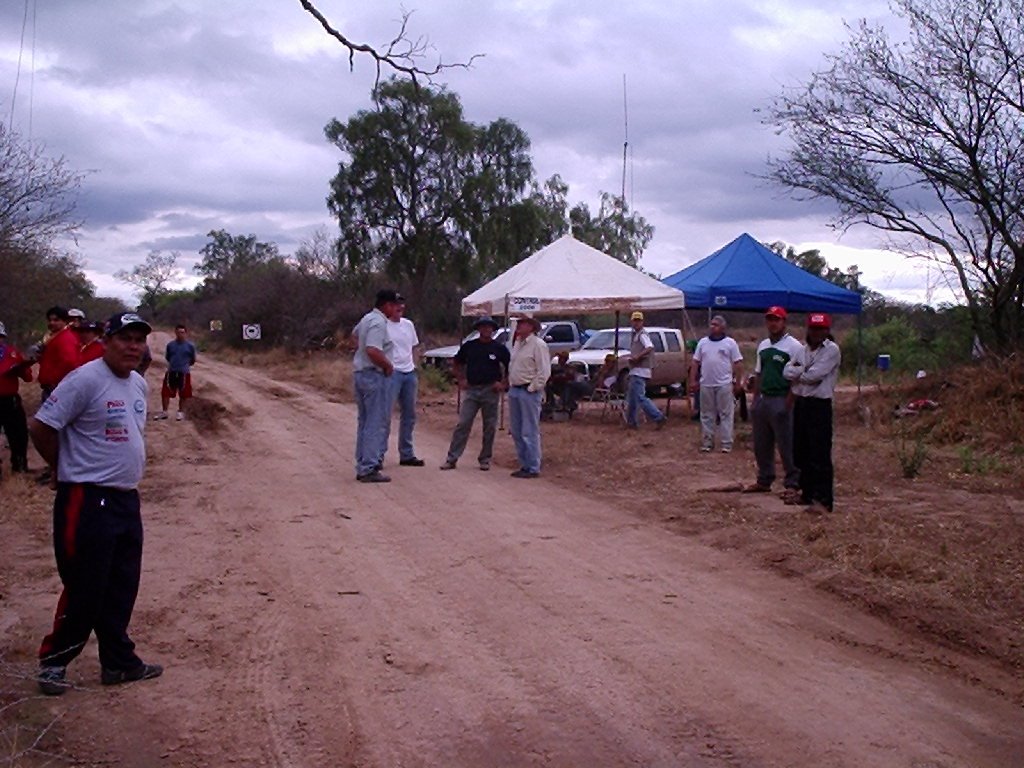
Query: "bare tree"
115 250 182 316
296 1 481 84
765 0 1024 351
0 124 83 253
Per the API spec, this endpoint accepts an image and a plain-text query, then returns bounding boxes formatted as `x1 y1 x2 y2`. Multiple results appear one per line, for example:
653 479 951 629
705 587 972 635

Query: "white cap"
0 321 7 336
68 308 86 319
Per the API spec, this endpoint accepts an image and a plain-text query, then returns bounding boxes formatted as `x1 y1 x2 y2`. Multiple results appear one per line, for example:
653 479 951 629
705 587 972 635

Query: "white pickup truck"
422 320 585 372
567 327 687 392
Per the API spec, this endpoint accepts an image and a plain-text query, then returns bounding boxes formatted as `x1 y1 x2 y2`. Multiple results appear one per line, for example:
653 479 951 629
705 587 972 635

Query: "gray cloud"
1 0 922 303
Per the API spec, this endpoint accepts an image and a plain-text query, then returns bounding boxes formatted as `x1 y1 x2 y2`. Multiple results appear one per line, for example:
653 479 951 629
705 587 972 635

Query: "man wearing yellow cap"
625 311 666 429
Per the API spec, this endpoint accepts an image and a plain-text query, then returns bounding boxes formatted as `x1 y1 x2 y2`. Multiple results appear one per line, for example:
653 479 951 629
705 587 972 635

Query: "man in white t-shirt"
383 298 424 467
29 312 163 695
689 315 744 452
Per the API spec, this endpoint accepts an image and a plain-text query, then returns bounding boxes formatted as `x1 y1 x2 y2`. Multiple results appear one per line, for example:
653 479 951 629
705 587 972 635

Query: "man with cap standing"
625 311 666 429
30 312 163 695
688 315 744 452
0 321 33 477
746 306 805 496
440 316 510 471
352 289 401 483
507 316 551 478
785 313 842 513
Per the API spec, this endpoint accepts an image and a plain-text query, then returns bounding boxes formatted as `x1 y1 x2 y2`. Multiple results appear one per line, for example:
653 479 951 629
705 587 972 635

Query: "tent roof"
461 234 684 316
661 233 862 314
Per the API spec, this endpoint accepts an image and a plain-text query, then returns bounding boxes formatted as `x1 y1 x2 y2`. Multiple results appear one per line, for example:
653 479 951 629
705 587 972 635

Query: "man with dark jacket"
440 317 510 472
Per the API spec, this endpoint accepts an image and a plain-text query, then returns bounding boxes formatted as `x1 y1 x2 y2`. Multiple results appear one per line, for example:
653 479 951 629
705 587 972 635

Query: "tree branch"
296 1 482 84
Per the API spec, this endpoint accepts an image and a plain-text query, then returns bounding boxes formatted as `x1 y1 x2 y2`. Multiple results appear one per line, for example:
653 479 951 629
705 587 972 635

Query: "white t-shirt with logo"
386 317 420 374
693 336 743 387
36 359 148 489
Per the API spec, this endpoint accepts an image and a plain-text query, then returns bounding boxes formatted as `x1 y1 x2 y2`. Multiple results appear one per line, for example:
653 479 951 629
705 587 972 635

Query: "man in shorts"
156 324 196 421
30 311 163 695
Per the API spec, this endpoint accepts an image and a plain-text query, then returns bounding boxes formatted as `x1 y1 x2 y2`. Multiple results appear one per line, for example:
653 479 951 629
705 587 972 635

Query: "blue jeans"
385 369 418 462
508 386 543 474
626 374 664 426
354 369 389 476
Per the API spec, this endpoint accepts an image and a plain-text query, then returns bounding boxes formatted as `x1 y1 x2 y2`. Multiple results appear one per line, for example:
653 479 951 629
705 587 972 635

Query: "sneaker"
38 666 70 696
510 469 539 479
742 482 772 493
478 463 490 471
399 457 425 467
175 411 184 421
439 461 457 470
721 447 732 454
101 662 163 686
356 471 391 483
153 412 169 421
699 446 712 453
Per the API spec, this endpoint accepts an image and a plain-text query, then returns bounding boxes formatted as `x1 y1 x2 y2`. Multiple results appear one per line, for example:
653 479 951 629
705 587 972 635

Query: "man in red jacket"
0 321 33 476
34 306 81 400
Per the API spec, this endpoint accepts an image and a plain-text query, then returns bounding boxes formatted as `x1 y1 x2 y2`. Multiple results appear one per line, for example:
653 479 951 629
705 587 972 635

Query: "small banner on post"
242 323 262 341
209 320 223 332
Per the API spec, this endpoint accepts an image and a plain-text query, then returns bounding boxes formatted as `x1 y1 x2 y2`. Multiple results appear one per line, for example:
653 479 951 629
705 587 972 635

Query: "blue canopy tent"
661 233 862 314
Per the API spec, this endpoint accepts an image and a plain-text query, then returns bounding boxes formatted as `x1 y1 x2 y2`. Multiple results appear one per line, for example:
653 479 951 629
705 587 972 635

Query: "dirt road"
8 349 1024 767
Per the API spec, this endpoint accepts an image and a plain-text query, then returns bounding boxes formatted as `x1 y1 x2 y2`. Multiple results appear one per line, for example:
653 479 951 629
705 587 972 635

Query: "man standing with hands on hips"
352 289 401 483
507 316 551 478
30 312 163 695
440 317 510 472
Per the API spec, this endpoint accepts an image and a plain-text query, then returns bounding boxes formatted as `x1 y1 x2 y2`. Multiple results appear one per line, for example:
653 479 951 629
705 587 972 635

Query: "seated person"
561 362 593 412
595 353 621 391
545 351 576 408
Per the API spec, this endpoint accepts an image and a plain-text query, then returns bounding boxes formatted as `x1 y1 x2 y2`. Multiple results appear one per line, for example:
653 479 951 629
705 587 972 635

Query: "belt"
511 383 530 389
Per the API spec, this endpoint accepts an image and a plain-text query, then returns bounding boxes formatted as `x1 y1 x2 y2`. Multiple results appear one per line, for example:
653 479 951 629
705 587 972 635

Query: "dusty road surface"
5 348 1024 767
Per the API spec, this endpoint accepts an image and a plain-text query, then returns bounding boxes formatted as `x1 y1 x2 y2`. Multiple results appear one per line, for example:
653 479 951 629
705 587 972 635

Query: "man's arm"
796 343 841 384
29 419 59 469
731 359 744 393
365 346 393 375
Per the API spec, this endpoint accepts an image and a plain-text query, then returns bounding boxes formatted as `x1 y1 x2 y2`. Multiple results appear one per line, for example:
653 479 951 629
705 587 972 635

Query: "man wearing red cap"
746 306 804 496
784 312 842 513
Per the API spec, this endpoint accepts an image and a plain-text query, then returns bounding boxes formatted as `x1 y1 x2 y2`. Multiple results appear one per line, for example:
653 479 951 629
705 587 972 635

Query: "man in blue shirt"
156 324 197 422
352 289 402 483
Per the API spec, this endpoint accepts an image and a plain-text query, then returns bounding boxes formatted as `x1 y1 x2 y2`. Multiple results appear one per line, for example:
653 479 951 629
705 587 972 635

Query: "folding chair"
582 382 627 421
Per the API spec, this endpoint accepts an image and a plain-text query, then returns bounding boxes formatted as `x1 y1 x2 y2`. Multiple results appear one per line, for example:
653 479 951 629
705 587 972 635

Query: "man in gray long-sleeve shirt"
783 312 842 513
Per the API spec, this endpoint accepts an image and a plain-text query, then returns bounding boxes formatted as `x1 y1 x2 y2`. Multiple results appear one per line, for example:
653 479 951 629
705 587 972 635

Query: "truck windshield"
582 330 632 350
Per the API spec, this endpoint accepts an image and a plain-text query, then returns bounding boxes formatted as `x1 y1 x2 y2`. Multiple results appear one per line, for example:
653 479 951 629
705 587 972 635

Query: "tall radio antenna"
621 73 629 203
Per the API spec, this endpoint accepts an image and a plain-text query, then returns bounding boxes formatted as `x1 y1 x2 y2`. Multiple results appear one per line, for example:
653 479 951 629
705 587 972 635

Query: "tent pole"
500 295 510 431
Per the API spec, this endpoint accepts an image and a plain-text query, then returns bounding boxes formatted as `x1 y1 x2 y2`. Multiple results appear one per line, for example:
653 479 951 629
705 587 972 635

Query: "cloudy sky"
1 0 960 306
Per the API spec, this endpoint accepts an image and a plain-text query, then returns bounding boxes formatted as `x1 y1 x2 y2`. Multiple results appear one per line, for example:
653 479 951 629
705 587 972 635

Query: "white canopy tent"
461 234 684 317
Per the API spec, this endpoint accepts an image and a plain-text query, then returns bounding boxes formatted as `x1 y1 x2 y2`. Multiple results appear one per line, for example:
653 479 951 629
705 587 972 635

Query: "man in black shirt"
440 317 510 471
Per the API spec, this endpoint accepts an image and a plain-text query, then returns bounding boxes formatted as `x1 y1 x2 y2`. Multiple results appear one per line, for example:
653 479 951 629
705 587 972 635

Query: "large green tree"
195 229 280 290
766 0 1024 351
324 78 560 302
